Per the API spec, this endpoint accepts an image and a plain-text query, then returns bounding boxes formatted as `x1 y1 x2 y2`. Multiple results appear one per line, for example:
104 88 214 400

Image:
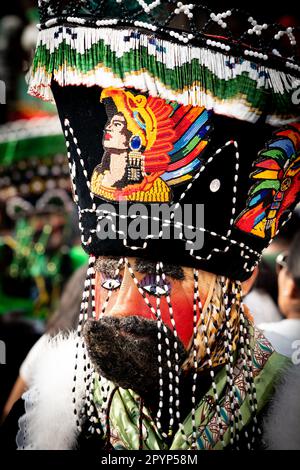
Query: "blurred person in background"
0 0 298 454
0 0 55 122
0 264 87 425
261 208 300 295
259 231 300 358
244 259 282 325
244 209 300 325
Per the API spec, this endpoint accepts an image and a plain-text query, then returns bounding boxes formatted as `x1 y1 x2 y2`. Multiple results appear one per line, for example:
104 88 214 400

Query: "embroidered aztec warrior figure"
2 0 300 452
235 124 300 239
90 88 211 203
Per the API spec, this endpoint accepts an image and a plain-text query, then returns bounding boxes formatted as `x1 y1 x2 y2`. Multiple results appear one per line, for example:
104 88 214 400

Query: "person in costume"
1 264 87 424
5 0 300 451
0 116 77 319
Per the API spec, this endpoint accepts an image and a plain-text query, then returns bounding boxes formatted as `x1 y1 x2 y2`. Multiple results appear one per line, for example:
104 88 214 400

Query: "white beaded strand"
221 277 242 447
80 257 98 430
234 281 253 449
239 299 262 444
155 262 173 435
159 262 182 431
275 27 297 46
190 269 201 449
72 259 92 432
63 119 92 246
174 2 194 20
247 17 268 36
195 281 226 448
94 257 124 432
210 10 232 29
224 286 238 439
136 0 161 14
123 257 170 438
65 120 96 212
83 256 102 432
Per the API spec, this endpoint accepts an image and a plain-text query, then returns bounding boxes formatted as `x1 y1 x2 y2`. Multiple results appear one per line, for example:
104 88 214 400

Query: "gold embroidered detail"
91 169 171 202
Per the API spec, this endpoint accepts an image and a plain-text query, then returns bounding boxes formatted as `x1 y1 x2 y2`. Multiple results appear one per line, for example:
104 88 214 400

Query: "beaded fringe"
28 26 300 126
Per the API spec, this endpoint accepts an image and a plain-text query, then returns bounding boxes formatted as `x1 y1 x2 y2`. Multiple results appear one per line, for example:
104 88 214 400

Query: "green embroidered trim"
28 27 300 124
32 42 269 104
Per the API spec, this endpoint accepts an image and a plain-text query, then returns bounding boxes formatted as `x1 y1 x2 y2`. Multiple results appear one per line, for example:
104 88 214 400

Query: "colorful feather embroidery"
235 123 300 239
162 103 212 187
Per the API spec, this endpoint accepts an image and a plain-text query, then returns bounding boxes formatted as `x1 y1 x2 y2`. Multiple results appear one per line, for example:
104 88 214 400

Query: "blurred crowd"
0 0 299 432
0 1 89 424
244 214 300 358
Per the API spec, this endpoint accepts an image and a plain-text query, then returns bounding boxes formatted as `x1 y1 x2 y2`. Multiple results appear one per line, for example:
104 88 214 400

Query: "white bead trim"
286 61 300 72
134 20 157 32
275 27 297 46
244 50 268 60
210 10 232 29
206 39 230 52
96 19 119 26
174 2 194 20
247 17 268 36
137 0 161 14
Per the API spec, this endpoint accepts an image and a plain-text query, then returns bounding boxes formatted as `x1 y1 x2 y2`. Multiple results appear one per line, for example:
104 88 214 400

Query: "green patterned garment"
91 325 290 450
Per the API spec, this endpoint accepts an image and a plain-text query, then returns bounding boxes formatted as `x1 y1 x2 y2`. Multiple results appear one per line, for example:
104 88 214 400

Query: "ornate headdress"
22 0 299 450
28 0 300 281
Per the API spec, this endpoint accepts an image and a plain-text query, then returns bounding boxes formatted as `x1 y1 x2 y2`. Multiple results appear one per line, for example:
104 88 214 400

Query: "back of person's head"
287 231 300 291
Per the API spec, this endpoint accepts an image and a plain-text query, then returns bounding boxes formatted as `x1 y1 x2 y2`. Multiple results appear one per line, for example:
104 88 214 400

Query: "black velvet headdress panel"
52 82 300 281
